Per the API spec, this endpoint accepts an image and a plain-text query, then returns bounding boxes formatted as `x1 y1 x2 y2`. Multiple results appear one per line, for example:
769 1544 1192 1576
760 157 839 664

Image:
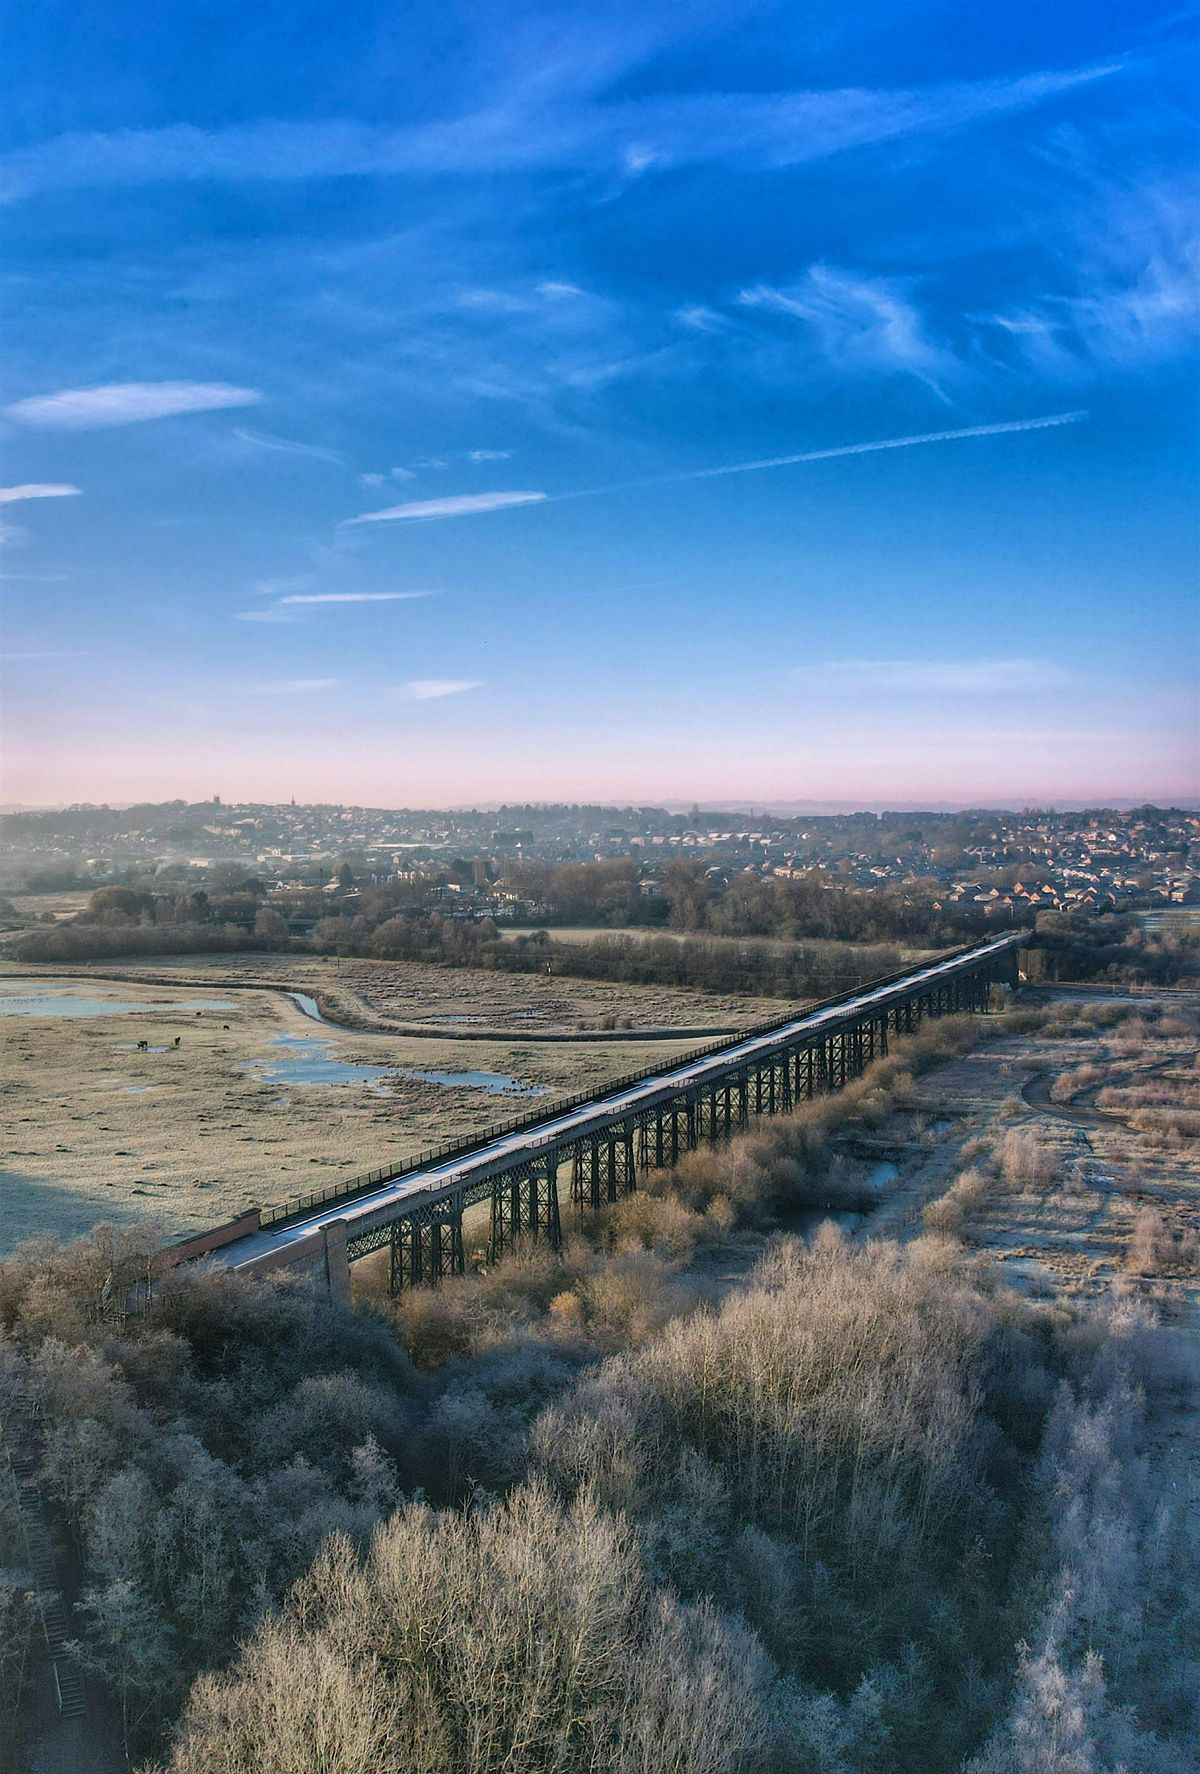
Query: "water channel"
0 985 238 1018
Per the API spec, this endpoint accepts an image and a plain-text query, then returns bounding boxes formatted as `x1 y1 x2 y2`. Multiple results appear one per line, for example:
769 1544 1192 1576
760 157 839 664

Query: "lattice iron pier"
367 939 1008 1292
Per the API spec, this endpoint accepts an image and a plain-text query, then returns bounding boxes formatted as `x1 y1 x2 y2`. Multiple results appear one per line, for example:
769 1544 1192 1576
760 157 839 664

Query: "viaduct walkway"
166 932 1028 1300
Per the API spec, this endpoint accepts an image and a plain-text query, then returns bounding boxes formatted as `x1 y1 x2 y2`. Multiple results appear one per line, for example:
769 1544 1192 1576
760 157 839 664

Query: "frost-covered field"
0 967 727 1249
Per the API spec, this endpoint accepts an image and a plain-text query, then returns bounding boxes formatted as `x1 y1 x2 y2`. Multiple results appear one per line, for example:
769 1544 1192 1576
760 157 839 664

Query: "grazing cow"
173 1036 181 1047
136 1039 149 1051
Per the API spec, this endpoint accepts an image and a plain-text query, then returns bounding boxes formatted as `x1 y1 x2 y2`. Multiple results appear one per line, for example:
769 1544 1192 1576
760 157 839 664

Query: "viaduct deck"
169 931 1028 1299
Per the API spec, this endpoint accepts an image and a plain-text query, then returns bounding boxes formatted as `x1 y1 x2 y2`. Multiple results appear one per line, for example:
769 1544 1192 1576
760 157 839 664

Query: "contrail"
597 409 1089 494
347 410 1088 525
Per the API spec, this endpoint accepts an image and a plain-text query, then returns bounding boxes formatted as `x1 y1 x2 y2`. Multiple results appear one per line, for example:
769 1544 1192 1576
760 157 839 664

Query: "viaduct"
164 931 1028 1302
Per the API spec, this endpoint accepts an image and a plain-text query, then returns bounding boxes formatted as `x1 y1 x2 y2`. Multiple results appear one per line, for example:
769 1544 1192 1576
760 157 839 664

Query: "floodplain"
0 957 792 1249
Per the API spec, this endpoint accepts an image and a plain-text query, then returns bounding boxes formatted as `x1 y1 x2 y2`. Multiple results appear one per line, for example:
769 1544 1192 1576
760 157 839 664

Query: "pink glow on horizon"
4 723 1196 810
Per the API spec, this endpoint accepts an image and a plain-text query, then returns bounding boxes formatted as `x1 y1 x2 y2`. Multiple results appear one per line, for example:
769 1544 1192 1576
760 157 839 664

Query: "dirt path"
1021 1056 1179 1129
1021 1069 1117 1128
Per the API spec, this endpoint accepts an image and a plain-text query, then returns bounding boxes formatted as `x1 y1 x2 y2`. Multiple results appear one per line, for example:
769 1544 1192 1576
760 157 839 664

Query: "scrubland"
1 990 1197 1773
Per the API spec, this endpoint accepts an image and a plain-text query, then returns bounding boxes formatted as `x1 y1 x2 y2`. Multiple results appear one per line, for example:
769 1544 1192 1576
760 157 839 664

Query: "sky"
1 0 1197 810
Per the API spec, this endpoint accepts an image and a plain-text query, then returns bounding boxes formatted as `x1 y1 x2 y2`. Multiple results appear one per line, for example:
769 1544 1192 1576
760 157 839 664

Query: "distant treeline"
13 868 1197 992
327 917 911 1000
11 921 268 964
1031 910 1200 987
503 857 988 944
11 913 909 1001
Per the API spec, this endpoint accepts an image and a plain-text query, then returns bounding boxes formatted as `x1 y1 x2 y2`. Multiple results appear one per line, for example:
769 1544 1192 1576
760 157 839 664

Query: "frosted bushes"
1123 1205 1200 1277
968 1298 1200 1773
996 1129 1057 1190
534 1231 998 1609
922 1167 994 1237
161 1484 781 1774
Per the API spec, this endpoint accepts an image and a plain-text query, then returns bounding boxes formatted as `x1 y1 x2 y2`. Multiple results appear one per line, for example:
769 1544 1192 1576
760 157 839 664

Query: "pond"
0 985 238 1018
286 991 324 1022
245 1033 396 1094
863 1159 900 1191
245 1032 544 1097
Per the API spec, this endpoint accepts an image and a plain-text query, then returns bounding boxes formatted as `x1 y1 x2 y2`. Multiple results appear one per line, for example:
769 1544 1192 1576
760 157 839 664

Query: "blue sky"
1 0 1197 807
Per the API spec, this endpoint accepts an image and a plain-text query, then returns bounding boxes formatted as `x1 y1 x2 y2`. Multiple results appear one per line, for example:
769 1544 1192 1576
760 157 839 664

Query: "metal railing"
258 933 1023 1231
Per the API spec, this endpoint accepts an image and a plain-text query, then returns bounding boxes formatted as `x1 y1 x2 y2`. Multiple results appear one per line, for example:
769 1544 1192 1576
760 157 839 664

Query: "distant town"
4 798 1198 926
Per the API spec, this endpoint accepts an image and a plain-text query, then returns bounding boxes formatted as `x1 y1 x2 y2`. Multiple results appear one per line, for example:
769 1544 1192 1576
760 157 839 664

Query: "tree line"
12 869 1197 995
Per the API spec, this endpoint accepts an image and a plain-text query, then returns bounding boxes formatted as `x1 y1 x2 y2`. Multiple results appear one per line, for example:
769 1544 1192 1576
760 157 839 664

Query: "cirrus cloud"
0 483 81 504
0 63 1118 199
277 590 435 605
5 381 262 429
397 679 483 700
347 490 546 525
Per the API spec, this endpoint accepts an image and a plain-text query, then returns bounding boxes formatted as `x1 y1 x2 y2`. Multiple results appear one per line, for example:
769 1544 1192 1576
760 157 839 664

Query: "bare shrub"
579 1248 699 1344
474 1240 567 1314
922 1168 993 1238
1128 1106 1200 1141
1048 1063 1109 1103
996 1129 1057 1190
1111 1014 1158 1055
534 1227 1013 1664
1123 1206 1200 1278
605 1190 708 1259
388 1288 475 1368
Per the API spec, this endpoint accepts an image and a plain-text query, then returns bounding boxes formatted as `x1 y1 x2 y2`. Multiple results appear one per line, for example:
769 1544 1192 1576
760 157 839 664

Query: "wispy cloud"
247 678 343 694
0 63 1118 199
983 159 1200 376
396 679 483 700
5 382 262 429
739 266 955 395
277 591 435 605
466 448 513 461
231 426 345 464
0 483 81 504
676 305 725 333
794 658 1070 693
347 490 546 525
